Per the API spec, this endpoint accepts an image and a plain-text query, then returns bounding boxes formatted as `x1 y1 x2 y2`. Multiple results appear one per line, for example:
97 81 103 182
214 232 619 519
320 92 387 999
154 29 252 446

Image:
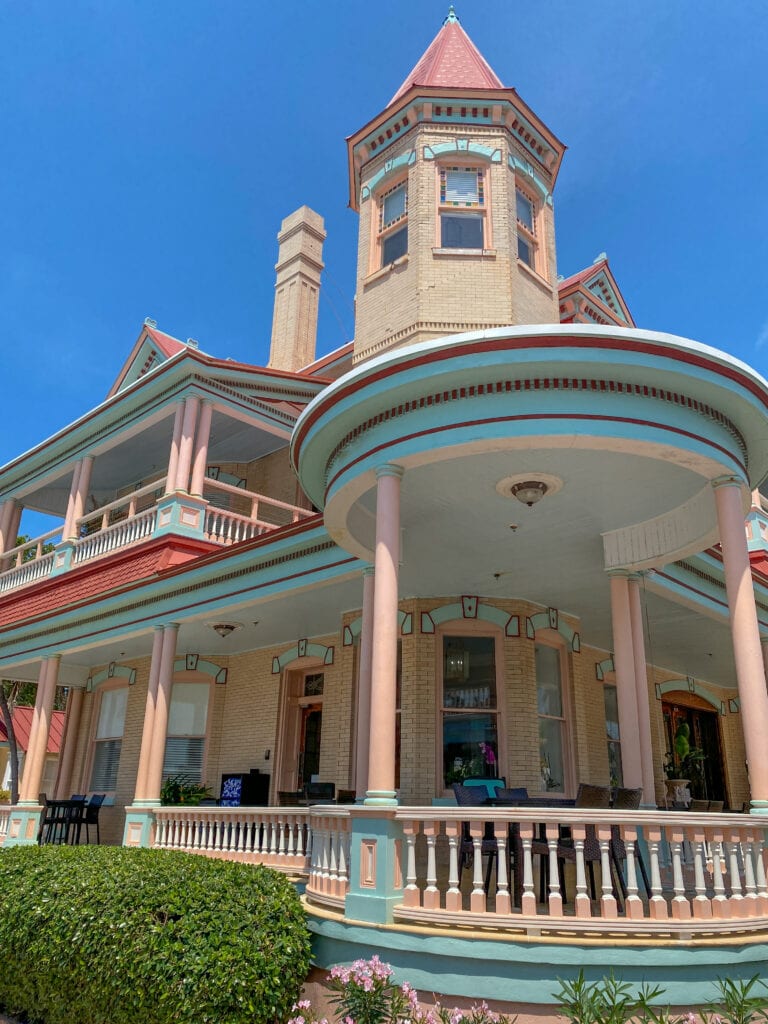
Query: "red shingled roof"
0 706 66 754
390 14 503 104
0 537 215 630
143 325 187 358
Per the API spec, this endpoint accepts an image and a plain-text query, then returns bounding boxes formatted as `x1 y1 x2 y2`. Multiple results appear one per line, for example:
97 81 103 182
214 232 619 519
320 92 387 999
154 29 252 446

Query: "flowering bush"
286 956 512 1024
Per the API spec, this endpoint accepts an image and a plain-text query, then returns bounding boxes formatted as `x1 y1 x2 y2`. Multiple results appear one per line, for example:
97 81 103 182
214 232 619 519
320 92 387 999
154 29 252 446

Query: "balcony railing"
0 806 10 842
0 477 315 595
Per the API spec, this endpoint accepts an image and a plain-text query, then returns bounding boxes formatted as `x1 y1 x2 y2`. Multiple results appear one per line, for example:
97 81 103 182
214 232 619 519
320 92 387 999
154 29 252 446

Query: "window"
90 687 128 791
438 166 486 250
603 683 623 787
535 644 568 793
162 682 210 782
516 185 539 271
378 180 408 266
441 635 499 787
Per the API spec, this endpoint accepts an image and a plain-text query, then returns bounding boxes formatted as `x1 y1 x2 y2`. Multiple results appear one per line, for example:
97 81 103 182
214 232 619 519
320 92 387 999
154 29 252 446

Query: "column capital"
606 567 630 579
376 463 404 481
627 571 645 583
362 565 375 578
711 474 746 490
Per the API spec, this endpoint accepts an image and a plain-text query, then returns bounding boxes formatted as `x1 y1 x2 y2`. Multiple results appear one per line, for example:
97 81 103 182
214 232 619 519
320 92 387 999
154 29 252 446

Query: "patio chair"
532 783 612 904
82 794 105 845
452 783 499 893
463 776 507 799
609 787 651 898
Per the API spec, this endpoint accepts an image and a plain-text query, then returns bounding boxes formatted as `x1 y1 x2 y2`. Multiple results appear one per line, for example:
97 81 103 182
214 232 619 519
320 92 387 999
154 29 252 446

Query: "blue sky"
1 0 767 475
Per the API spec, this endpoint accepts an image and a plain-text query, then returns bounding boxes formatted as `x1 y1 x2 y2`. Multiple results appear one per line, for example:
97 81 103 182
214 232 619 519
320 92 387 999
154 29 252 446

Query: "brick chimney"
267 206 326 372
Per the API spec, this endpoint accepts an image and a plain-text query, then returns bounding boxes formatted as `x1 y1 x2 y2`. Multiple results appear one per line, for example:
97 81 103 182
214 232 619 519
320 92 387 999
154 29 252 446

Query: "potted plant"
0 787 10 805
664 722 706 805
159 773 213 806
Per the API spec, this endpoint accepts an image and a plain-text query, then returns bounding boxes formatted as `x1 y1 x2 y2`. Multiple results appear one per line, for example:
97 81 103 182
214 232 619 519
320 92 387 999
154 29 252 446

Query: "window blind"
445 170 479 204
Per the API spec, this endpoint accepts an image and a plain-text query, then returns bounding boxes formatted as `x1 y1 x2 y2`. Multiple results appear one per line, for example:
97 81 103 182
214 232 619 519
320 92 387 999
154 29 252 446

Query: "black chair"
305 782 335 804
278 790 304 806
609 786 651 899
532 783 612 903
82 794 105 844
452 783 499 893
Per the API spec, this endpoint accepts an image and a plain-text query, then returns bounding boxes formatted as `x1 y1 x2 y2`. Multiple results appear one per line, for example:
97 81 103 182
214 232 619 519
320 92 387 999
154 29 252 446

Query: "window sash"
167 682 209 735
382 225 408 264
440 213 484 249
445 169 479 205
90 738 122 791
382 183 407 228
95 688 128 740
516 189 535 232
162 737 205 782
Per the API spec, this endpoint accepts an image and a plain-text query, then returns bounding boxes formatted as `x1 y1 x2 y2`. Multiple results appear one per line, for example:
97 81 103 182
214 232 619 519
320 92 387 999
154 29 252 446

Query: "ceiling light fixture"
509 480 549 507
211 623 241 639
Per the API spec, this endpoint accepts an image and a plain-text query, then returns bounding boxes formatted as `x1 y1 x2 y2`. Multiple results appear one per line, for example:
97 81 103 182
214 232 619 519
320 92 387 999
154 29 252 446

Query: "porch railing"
392 807 768 936
0 805 10 843
152 806 312 875
73 478 166 564
304 808 353 909
202 477 314 545
0 527 63 594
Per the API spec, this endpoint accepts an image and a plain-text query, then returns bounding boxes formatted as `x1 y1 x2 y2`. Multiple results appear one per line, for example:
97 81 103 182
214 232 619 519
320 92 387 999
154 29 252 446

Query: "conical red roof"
390 8 504 105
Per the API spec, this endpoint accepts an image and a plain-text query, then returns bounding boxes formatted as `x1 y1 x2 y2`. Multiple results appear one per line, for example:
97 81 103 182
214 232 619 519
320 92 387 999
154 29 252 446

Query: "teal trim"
509 154 552 204
272 639 334 673
343 611 412 646
87 662 136 691
1 806 41 846
420 599 519 636
122 807 155 847
587 274 629 324
526 608 580 652
361 151 416 202
49 541 75 577
423 141 502 163
655 677 734 715
308 914 768 1006
344 815 403 924
595 655 614 680
173 655 227 683
154 494 206 540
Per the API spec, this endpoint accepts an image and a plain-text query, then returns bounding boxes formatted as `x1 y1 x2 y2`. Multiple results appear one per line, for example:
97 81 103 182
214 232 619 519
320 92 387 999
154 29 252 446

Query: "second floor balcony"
0 474 316 598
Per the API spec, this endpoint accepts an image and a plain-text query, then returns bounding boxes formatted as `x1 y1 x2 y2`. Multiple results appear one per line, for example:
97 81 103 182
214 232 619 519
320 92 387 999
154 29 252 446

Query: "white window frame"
437 164 488 251
534 638 574 795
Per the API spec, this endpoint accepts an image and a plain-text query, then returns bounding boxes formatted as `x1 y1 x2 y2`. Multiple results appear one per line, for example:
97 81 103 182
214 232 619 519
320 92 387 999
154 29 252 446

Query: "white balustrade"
0 526 63 593
152 807 312 876
73 507 157 564
304 809 352 909
0 806 10 842
391 807 768 936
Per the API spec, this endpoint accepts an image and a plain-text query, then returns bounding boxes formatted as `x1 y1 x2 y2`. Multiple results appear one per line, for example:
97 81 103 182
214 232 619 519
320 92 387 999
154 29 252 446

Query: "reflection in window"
442 635 498 786
535 644 566 792
378 180 408 266
438 166 485 250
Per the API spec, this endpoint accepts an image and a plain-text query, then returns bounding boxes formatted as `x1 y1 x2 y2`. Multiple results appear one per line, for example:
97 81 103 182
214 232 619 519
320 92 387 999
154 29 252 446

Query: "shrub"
0 845 311 1024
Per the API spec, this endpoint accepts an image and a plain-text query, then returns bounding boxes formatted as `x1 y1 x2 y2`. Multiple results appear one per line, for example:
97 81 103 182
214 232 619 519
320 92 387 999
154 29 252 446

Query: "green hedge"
0 845 311 1024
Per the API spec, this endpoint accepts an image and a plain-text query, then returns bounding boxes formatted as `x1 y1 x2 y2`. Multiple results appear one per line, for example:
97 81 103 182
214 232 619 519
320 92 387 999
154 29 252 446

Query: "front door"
298 705 322 789
662 700 727 803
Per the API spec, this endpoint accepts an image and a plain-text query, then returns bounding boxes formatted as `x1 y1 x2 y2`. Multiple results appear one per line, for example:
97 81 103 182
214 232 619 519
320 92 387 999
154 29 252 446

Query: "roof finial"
444 5 459 24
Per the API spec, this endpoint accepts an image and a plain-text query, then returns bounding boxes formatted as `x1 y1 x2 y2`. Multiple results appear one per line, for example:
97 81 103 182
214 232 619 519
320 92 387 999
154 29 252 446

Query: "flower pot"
665 778 691 807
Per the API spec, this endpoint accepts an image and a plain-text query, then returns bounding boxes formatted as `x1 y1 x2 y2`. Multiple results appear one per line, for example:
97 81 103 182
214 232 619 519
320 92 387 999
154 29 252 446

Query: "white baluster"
404 826 419 907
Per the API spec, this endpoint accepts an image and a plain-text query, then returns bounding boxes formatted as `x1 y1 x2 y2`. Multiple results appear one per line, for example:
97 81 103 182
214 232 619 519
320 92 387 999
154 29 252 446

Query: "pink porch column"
164 401 185 495
71 455 94 533
761 638 768 689
628 574 656 804
19 657 60 803
144 624 179 803
189 401 213 497
366 464 404 805
0 499 18 553
54 686 84 798
608 571 643 790
174 397 200 494
713 478 768 810
355 567 375 800
62 461 83 540
133 627 165 802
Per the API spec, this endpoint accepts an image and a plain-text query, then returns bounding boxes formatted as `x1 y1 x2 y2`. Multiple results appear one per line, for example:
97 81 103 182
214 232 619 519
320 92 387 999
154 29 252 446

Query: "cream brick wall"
210 447 312 514
354 124 559 364
64 597 751 841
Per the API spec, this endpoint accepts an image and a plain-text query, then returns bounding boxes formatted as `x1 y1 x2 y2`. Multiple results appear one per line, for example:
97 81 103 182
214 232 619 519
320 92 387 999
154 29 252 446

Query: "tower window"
516 185 540 272
378 180 408 266
438 166 486 250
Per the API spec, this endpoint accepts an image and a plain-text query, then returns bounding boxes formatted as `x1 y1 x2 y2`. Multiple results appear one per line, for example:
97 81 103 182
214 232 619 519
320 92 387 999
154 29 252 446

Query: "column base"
749 800 768 815
364 790 398 807
345 812 404 925
2 806 42 846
